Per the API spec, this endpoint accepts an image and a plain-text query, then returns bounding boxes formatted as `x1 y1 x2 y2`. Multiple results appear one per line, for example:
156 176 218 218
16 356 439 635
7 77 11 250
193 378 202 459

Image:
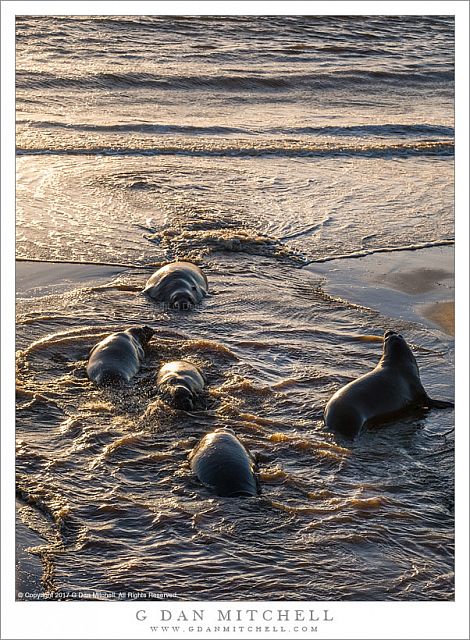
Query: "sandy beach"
16 260 127 298
307 244 454 336
419 301 454 336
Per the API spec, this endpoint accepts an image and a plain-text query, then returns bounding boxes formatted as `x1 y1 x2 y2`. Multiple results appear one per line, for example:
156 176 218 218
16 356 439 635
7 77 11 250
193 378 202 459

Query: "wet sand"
307 245 454 336
16 260 127 298
419 301 455 336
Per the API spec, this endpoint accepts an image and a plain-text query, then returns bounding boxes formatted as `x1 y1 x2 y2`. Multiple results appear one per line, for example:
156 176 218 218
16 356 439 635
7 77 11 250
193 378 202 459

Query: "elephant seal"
87 326 154 385
156 360 205 411
189 428 260 497
143 262 208 310
324 330 454 438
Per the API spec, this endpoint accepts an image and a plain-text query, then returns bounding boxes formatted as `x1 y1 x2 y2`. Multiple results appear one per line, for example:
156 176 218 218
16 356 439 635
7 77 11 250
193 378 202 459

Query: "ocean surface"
15 15 455 601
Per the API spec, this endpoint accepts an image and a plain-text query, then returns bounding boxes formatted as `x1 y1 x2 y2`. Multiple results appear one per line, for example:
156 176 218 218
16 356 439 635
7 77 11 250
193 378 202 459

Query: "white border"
2 2 469 639
3 0 469 17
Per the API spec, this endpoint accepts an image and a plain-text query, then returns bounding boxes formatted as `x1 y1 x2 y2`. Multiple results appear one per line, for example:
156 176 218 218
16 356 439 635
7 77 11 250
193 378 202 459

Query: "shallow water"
16 15 454 601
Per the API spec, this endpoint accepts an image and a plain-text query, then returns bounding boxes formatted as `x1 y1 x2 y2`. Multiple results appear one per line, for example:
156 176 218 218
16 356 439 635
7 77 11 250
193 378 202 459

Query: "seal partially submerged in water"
143 261 208 310
87 326 154 385
156 360 205 411
189 428 260 497
324 330 454 438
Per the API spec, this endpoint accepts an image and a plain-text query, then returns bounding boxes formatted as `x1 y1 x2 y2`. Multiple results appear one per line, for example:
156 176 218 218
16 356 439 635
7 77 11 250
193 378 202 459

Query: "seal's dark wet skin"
189 429 260 498
324 330 454 439
156 360 205 411
143 262 208 311
425 398 454 409
163 385 194 411
174 385 194 408
130 325 155 344
172 299 192 311
382 330 418 368
86 325 154 386
170 291 195 311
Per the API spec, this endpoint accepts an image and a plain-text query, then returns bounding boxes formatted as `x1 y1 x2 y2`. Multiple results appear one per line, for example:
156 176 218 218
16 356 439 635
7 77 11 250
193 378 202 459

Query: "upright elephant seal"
156 360 205 411
143 262 208 310
87 326 154 385
324 330 454 438
189 428 260 497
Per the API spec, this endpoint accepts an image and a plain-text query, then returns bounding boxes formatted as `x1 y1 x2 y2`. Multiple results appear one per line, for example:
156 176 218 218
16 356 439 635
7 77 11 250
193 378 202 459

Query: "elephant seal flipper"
324 330 454 438
424 397 454 409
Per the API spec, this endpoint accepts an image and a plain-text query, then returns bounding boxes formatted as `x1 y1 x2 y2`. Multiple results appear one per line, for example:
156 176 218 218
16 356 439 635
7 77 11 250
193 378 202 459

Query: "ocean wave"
16 140 454 159
286 123 454 138
17 120 250 136
15 71 293 91
16 68 454 92
17 120 454 139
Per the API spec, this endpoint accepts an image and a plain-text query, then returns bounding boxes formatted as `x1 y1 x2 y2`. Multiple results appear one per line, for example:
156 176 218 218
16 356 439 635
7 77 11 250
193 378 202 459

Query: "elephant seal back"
189 428 260 497
87 325 154 385
143 261 208 310
156 360 205 411
324 330 453 438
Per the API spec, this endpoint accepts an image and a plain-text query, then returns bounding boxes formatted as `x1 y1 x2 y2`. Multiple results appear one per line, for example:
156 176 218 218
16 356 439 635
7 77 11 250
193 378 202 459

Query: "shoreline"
15 247 455 336
16 261 128 299
306 244 454 336
419 301 454 336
